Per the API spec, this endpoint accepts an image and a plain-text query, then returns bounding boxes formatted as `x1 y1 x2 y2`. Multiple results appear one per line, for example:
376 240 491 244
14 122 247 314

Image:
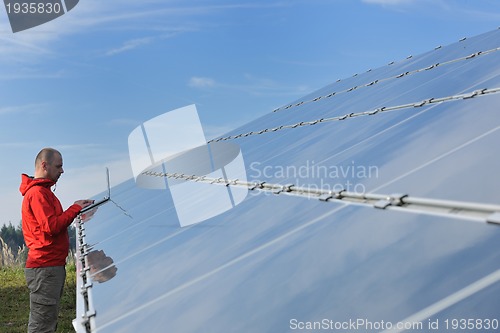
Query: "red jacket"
20 174 81 268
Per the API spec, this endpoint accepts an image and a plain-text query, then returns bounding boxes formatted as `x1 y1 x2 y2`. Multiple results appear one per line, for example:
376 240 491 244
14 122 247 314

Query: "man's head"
34 148 64 182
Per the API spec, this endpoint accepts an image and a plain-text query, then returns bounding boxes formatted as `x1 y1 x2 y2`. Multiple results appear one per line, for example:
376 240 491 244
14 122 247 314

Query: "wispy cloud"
189 73 309 97
105 37 155 56
104 30 187 56
188 77 217 88
0 1 290 63
0 1 164 62
0 103 49 115
0 32 53 55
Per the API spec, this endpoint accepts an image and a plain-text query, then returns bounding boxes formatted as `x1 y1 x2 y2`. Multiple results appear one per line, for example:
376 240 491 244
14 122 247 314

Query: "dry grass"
0 236 27 268
0 237 77 333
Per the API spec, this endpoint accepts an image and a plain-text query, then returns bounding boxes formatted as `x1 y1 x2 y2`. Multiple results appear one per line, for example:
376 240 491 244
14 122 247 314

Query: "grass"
1 237 27 268
0 264 77 333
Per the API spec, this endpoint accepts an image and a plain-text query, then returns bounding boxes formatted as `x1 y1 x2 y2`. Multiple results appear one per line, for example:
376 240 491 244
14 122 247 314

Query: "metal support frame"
270 45 500 114
75 219 97 333
142 170 500 225
209 86 500 143
73 168 113 332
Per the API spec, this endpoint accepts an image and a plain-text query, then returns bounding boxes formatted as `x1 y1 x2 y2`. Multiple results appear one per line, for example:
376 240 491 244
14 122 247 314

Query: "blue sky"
1 0 499 226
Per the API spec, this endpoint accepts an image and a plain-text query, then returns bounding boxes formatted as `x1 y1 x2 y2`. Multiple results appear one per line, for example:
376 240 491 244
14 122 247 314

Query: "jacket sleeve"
29 188 82 236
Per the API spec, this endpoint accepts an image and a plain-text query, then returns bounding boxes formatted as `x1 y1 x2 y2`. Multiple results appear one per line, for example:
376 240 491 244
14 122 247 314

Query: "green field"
0 264 77 333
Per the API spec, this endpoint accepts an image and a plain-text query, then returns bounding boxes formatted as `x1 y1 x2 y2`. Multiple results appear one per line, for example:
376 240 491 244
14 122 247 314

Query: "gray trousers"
25 266 66 333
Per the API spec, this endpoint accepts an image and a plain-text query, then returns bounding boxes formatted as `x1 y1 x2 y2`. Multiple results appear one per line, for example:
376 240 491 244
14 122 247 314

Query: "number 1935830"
5 2 62 14
444 318 498 330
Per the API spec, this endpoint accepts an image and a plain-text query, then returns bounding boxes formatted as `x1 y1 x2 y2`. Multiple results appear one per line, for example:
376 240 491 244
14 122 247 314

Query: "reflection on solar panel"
74 28 500 333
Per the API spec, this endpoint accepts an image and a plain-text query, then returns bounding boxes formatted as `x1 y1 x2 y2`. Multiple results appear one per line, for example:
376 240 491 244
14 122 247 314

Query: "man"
19 148 94 333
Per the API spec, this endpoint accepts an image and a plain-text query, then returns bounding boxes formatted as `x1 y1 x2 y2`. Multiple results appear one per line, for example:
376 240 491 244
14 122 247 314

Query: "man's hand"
75 199 95 209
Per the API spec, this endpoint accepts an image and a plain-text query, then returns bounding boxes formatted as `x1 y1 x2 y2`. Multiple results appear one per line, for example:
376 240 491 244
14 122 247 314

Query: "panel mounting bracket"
374 193 408 209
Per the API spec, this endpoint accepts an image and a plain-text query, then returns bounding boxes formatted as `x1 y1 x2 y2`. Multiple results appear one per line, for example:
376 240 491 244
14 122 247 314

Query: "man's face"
45 153 64 182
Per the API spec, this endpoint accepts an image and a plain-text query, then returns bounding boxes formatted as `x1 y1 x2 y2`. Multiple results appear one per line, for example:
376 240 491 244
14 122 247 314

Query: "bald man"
20 148 93 333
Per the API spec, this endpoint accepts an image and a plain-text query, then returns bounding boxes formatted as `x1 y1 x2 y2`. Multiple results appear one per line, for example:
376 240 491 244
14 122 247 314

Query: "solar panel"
74 28 500 332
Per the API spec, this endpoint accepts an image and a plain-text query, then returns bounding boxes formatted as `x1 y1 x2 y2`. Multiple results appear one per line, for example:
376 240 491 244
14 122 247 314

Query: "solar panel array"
74 28 500 332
